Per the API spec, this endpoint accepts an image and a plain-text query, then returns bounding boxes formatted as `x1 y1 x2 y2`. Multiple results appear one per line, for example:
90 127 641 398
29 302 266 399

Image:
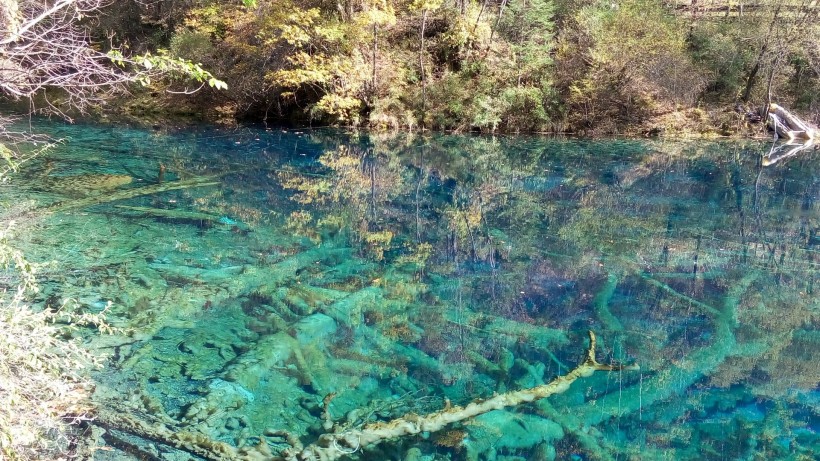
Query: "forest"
6 0 820 134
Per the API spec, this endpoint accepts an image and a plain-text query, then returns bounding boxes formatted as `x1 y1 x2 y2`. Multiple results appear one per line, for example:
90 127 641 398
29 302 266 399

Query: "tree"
1 0 220 111
492 0 556 130
685 0 820 116
1 0 127 110
556 0 703 133
409 0 444 127
0 0 224 167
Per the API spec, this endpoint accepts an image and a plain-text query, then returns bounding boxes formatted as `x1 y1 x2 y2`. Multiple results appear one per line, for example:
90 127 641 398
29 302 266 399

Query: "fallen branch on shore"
764 104 817 165
767 103 815 142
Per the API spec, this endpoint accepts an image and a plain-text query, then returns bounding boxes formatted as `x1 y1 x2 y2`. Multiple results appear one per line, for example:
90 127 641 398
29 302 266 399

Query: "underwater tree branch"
93 332 636 461
39 176 220 214
274 330 638 461
567 271 760 428
640 272 721 317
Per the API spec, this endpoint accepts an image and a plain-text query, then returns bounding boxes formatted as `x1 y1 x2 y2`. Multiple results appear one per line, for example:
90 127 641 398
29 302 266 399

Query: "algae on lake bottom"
3 123 817 460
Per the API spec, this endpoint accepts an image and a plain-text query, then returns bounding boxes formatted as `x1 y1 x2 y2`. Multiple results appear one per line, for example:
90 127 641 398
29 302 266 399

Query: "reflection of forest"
277 134 818 459
14 128 815 460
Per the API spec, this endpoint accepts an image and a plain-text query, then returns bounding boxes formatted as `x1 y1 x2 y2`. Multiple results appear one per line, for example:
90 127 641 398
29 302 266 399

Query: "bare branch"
1 0 131 111
0 0 81 46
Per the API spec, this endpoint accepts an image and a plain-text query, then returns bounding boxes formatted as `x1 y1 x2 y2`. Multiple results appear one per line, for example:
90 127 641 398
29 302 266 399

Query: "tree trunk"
741 6 780 103
420 9 428 128
741 45 766 103
371 23 377 93
487 0 509 51
473 0 489 35
767 103 816 141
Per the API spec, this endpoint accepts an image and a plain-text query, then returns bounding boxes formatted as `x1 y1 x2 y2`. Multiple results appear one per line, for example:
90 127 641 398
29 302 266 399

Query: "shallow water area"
2 120 818 460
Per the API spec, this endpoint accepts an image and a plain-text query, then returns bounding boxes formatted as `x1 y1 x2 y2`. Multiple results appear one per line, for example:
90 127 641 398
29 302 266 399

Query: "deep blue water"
2 120 818 460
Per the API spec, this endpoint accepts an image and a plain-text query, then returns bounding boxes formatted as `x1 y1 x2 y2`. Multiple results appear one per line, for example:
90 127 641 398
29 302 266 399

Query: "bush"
418 71 473 130
558 0 703 132
0 223 109 460
497 86 553 132
169 31 215 62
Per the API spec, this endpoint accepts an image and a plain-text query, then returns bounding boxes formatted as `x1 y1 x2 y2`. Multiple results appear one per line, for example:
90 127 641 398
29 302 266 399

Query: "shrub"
419 71 473 130
169 30 215 62
558 0 703 132
0 223 109 460
497 85 553 132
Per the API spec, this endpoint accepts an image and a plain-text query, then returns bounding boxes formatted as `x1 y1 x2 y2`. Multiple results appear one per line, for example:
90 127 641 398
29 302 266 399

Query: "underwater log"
182 331 314 431
114 205 250 230
566 271 759 428
94 332 636 461
445 309 569 349
269 331 638 461
148 246 350 297
40 176 220 214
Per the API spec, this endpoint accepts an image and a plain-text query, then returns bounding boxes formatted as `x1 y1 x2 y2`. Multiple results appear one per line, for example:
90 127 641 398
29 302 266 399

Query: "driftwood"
764 103 817 166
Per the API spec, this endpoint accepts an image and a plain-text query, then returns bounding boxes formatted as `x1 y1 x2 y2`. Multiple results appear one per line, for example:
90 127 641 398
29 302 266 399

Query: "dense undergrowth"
97 0 820 134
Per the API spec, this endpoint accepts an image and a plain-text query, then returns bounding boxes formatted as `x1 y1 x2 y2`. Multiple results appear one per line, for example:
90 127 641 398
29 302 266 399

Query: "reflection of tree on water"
762 139 816 166
272 135 817 460
30 128 812 460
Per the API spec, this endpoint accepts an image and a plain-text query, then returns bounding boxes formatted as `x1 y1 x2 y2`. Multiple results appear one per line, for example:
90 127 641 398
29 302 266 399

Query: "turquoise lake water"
2 121 817 460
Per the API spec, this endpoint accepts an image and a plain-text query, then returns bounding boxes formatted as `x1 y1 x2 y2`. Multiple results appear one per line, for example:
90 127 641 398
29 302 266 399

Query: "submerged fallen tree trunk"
114 205 251 230
96 331 637 461
275 331 637 461
41 176 220 214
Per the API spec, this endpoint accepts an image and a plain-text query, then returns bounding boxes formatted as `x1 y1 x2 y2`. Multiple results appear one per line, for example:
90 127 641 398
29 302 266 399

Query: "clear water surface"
2 120 817 460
